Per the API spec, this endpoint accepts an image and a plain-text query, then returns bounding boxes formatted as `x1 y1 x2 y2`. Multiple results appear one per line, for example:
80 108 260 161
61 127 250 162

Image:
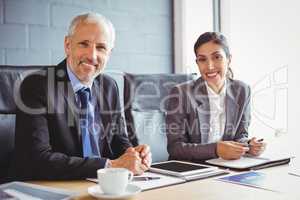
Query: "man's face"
64 22 112 85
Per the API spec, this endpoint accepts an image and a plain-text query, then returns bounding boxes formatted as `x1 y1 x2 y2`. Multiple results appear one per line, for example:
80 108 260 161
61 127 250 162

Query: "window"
221 0 299 155
173 0 214 74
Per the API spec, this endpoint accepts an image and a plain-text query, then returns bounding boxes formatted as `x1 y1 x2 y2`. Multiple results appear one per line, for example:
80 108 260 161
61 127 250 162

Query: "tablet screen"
151 161 209 173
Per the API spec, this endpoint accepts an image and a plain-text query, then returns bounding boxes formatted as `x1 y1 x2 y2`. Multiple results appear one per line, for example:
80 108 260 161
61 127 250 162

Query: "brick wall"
0 0 173 73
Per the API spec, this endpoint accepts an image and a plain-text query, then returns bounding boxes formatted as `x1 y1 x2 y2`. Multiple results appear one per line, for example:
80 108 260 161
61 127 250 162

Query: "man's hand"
133 144 152 168
110 148 145 175
109 145 152 175
248 137 266 156
216 141 249 160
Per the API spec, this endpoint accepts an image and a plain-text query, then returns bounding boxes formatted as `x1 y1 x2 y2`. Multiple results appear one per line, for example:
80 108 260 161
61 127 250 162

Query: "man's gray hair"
67 12 115 48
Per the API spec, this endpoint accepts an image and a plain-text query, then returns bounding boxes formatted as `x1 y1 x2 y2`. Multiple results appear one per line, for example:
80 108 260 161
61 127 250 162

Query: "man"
11 12 151 180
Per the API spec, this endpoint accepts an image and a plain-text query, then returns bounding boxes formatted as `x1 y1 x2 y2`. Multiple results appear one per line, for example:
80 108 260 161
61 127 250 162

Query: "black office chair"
0 66 47 183
124 73 196 162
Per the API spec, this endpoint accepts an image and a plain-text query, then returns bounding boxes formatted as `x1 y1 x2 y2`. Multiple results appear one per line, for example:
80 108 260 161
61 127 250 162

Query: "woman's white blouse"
205 82 226 143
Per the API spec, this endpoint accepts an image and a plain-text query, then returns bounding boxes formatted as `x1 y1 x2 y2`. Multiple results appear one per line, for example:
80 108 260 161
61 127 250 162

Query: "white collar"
205 80 226 96
66 65 93 94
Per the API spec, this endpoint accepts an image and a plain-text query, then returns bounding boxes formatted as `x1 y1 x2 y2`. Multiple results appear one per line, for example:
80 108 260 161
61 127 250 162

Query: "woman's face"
195 41 231 92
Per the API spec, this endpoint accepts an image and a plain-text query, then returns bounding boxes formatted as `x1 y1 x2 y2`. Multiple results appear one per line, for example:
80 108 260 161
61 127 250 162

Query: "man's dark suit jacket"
10 60 132 180
166 77 251 161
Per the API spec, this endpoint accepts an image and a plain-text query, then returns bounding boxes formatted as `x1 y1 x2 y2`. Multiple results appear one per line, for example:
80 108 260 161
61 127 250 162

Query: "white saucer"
88 184 142 199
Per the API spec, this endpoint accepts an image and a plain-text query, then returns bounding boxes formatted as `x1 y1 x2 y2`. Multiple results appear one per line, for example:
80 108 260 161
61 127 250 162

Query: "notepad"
206 153 292 170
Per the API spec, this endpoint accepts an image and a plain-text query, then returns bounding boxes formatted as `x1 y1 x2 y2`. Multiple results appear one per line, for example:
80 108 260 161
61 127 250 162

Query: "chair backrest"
0 66 48 182
124 73 196 162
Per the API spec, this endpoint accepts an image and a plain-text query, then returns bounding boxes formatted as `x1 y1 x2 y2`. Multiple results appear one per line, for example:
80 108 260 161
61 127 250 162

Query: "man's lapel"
92 76 111 155
56 60 81 142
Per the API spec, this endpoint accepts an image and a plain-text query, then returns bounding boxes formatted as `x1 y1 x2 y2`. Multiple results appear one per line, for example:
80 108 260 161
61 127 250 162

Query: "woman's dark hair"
194 32 233 79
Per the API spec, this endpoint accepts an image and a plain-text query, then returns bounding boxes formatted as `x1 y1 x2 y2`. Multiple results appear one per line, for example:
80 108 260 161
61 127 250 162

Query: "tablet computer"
150 160 218 177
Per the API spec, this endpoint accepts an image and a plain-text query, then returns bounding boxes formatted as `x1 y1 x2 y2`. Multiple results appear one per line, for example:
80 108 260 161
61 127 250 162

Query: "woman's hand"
216 141 249 160
247 137 266 156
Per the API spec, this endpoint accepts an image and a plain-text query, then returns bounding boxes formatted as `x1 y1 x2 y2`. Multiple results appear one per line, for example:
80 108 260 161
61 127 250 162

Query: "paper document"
87 169 228 191
289 168 300 177
0 182 76 200
131 172 185 191
87 172 185 191
218 171 300 193
288 157 300 177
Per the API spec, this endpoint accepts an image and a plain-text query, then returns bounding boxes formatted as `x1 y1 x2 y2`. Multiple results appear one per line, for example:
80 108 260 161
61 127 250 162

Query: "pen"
133 176 161 181
244 138 264 147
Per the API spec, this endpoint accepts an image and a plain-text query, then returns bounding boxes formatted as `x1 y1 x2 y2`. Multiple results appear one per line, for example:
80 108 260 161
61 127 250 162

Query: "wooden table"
29 165 300 200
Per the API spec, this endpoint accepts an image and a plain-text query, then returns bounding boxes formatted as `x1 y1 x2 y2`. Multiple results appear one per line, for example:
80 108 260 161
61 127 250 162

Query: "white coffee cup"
97 168 133 195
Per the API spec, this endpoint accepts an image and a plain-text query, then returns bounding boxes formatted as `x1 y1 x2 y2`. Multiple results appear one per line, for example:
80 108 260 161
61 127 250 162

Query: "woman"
166 32 266 161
